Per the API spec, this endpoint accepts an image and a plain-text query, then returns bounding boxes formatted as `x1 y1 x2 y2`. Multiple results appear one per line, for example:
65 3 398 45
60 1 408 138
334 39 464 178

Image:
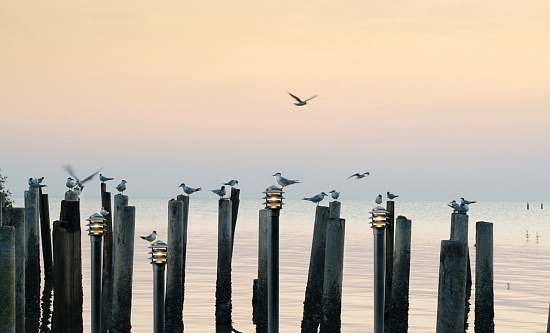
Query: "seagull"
179 183 202 195
329 190 340 200
303 192 328 205
273 172 300 188
288 92 317 106
140 230 157 242
33 177 45 184
66 177 76 190
460 197 476 205
99 174 114 183
100 207 109 217
223 179 239 187
63 164 100 192
116 180 127 194
28 178 47 188
375 194 383 205
387 192 399 200
448 200 469 213
347 172 370 180
211 185 226 198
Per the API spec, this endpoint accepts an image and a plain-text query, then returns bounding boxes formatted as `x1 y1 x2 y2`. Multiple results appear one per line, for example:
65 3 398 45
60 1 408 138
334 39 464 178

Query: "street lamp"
371 205 389 333
263 185 284 333
149 240 168 333
86 213 106 333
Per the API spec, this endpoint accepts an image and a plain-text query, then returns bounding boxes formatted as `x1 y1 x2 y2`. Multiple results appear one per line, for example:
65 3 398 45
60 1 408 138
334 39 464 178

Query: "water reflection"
39 279 53 332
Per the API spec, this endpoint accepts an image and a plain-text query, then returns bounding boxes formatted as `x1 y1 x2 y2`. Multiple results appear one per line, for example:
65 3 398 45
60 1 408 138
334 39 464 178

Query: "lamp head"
262 185 284 210
86 213 106 236
148 240 168 265
370 206 389 229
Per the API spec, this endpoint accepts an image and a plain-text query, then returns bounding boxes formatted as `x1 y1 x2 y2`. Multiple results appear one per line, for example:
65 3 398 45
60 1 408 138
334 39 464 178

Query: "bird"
303 192 328 205
179 183 202 195
329 190 340 200
460 197 476 205
387 191 399 200
347 172 370 180
33 177 45 184
211 185 226 198
273 172 300 188
66 177 76 190
100 207 109 217
223 179 239 187
116 180 127 194
448 200 469 213
63 164 100 192
140 230 157 242
375 194 383 205
99 174 114 183
28 178 47 188
288 92 317 106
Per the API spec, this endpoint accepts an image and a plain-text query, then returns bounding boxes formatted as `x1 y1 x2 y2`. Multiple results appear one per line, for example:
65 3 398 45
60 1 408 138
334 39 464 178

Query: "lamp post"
149 240 168 333
371 205 389 333
86 213 106 333
263 185 283 333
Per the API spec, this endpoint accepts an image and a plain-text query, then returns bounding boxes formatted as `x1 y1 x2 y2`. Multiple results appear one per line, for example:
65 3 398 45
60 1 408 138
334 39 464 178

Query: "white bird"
28 178 47 188
329 190 340 200
375 194 383 205
116 180 127 194
223 179 239 187
288 92 317 106
66 177 76 190
303 192 328 205
33 177 45 184
63 164 100 192
448 200 469 213
387 191 399 200
99 174 114 183
100 207 109 217
347 172 370 180
211 185 226 198
140 230 157 242
73 185 82 196
460 197 476 205
273 172 300 188
179 183 202 195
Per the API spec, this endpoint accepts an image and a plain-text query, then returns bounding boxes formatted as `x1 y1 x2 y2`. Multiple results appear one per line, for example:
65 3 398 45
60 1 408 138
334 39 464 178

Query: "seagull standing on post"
211 186 226 198
273 172 300 188
99 174 114 183
179 183 202 195
303 192 328 205
329 190 340 200
288 92 317 106
387 192 399 200
375 194 383 205
140 231 157 242
116 180 127 194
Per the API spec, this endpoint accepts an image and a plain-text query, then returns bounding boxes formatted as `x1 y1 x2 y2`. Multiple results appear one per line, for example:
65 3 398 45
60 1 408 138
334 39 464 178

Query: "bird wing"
288 92 303 103
347 173 359 180
63 164 80 182
81 169 101 184
304 95 317 102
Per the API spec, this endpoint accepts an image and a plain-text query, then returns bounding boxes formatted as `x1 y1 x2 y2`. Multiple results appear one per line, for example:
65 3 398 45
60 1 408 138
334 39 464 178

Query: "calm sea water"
32 196 550 332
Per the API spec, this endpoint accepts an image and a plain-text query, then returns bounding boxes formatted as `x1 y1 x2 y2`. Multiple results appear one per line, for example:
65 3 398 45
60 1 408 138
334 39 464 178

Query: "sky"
1 1 550 201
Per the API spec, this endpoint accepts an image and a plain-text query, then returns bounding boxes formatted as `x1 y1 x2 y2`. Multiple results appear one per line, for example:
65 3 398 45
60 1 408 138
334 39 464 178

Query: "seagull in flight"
303 192 328 205
179 183 202 195
63 164 100 192
387 192 399 200
273 172 300 188
140 230 157 242
288 92 317 106
329 190 340 200
347 172 370 180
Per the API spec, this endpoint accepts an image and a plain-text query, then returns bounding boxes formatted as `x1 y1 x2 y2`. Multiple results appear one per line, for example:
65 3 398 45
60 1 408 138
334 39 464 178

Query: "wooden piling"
4 208 25 333
165 199 184 333
0 191 4 225
475 222 494 333
52 200 83 333
319 218 345 333
176 194 190 315
215 199 232 325
39 189 53 281
65 190 79 201
389 216 412 333
384 201 395 333
450 212 471 331
101 183 113 333
0 226 15 333
24 188 41 313
436 240 468 333
110 195 135 333
254 209 268 332
230 187 240 254
301 205 330 333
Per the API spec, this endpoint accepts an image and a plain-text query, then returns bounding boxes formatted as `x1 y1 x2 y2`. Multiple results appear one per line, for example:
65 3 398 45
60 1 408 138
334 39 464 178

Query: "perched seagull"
273 172 300 188
211 185 226 198
223 179 239 187
288 92 317 106
33 177 45 184
448 200 469 213
375 194 383 205
100 207 109 217
303 192 328 205
140 230 157 242
66 177 76 190
116 180 127 194
387 192 399 200
99 174 114 183
329 190 340 200
347 172 370 180
460 197 476 205
63 164 100 192
179 183 202 195
28 178 47 188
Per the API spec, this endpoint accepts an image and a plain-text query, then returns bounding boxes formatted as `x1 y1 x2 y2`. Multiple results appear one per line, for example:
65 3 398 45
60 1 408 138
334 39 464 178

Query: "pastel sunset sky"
1 1 549 200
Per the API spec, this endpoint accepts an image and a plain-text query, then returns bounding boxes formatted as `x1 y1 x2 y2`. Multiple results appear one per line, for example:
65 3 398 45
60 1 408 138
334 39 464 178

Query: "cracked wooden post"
215 198 232 325
450 212 471 331
475 222 494 333
0 226 16 333
4 208 25 333
39 189 53 281
164 199 184 332
101 183 113 333
389 216 412 333
24 187 40 313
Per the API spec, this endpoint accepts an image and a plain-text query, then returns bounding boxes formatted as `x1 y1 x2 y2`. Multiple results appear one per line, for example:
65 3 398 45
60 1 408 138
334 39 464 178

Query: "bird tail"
196 188 202 191
140 236 146 240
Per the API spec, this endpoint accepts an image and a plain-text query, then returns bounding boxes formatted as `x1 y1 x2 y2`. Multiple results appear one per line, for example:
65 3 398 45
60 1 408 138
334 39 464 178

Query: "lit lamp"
86 213 106 333
149 240 168 333
371 206 389 333
262 185 283 333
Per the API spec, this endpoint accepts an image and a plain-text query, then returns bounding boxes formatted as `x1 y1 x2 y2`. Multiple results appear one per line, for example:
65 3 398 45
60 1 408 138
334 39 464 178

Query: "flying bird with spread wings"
288 92 317 106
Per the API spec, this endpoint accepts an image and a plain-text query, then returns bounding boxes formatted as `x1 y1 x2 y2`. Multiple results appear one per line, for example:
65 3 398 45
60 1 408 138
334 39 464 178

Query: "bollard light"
263 185 284 210
371 205 389 333
149 240 168 265
86 213 106 236
149 239 168 333
370 206 389 229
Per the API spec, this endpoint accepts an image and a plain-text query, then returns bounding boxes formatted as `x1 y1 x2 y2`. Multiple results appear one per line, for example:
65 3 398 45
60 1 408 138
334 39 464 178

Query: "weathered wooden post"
450 212 471 331
52 199 83 333
436 240 468 333
475 222 494 333
101 183 113 333
253 209 269 332
0 226 16 333
389 216 412 333
24 187 41 313
319 217 345 333
39 189 53 281
165 199 184 332
384 200 395 333
176 194 190 315
4 208 25 333
301 205 330 333
216 198 232 325
547 301 550 333
0 191 4 225
230 187 240 254
110 194 135 333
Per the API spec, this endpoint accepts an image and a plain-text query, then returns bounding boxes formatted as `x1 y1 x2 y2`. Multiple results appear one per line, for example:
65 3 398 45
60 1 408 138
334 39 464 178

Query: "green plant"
0 168 14 207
